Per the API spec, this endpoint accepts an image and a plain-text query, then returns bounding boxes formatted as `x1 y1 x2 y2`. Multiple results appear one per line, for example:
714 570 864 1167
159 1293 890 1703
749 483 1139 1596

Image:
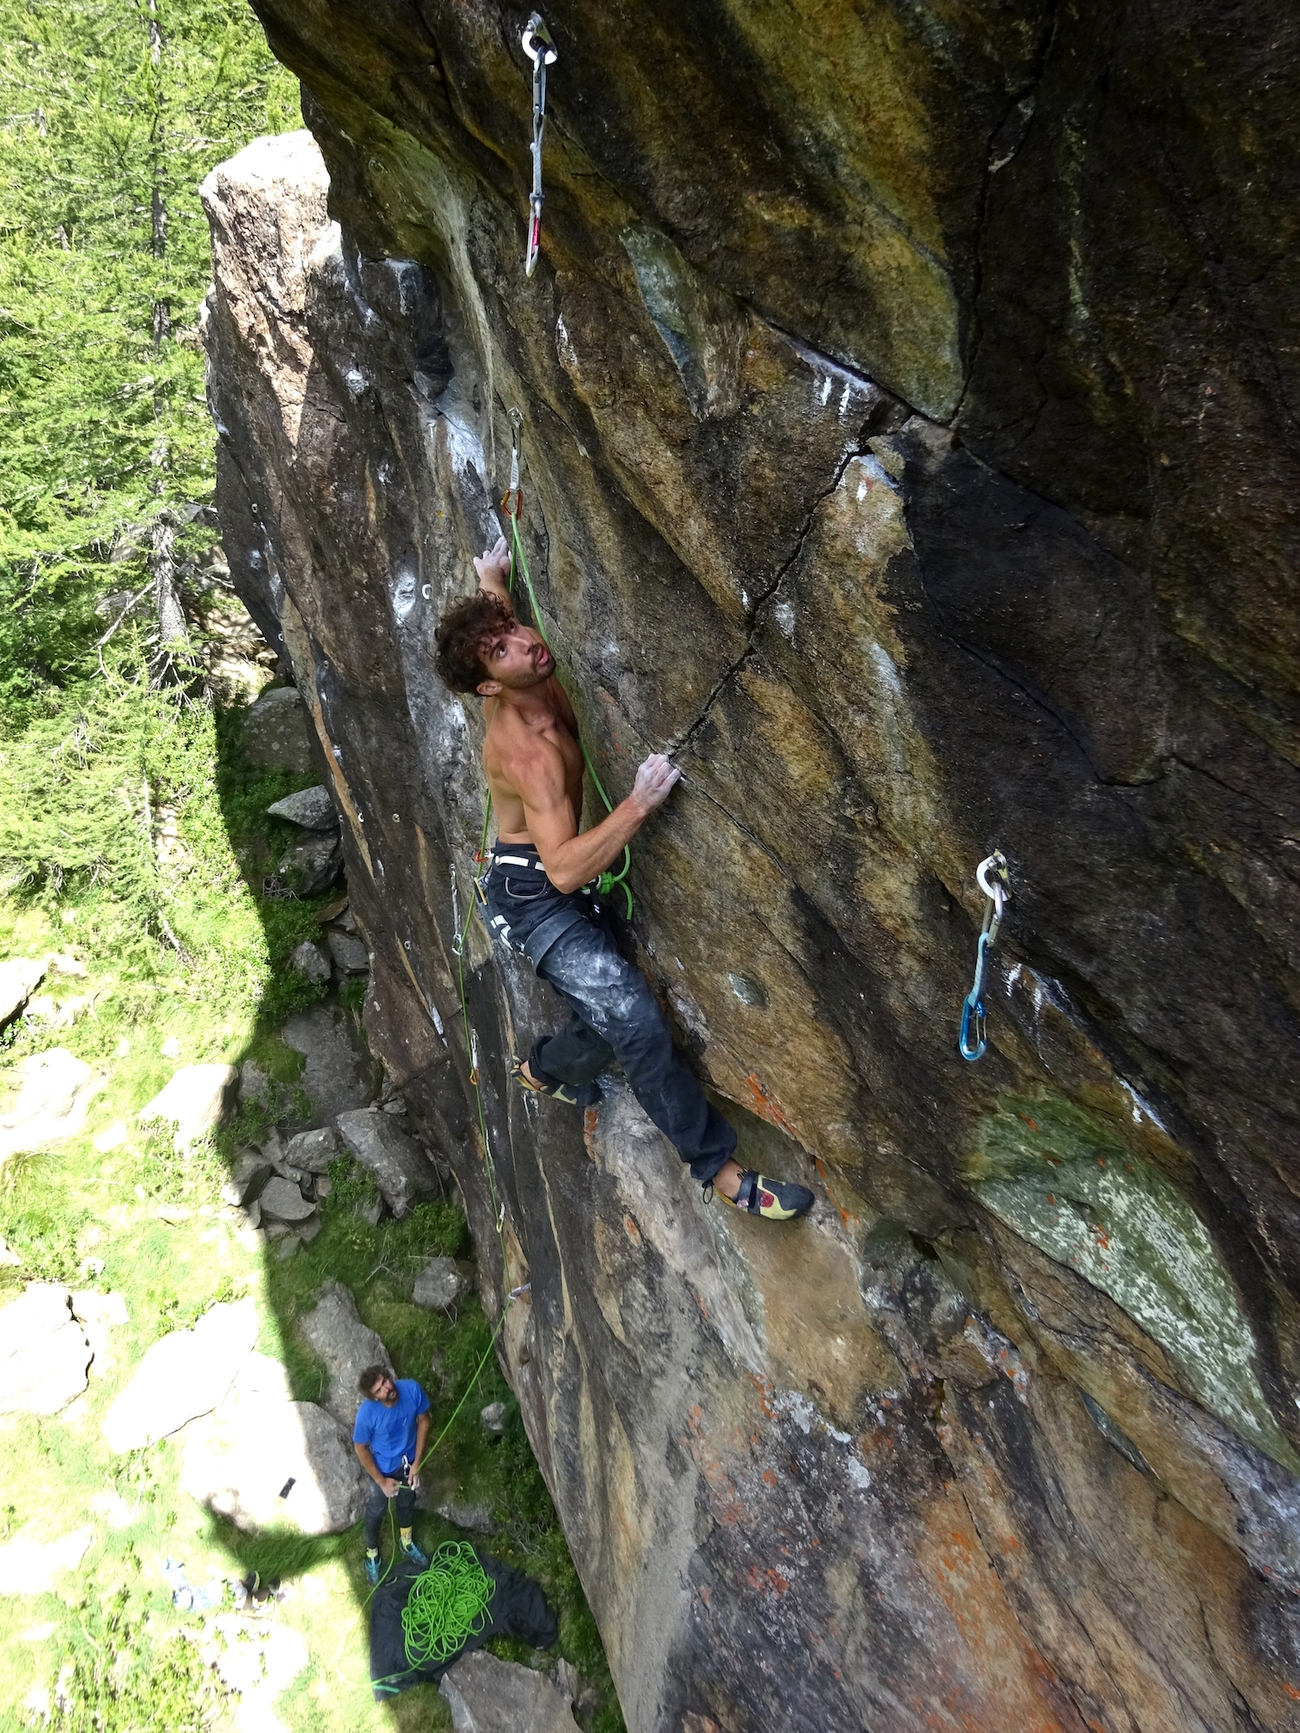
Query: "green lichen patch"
966 1094 1300 1473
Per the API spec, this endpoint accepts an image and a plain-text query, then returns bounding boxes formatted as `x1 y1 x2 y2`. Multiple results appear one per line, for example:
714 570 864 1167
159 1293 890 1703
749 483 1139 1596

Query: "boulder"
439 1652 579 1733
0 1526 94 1597
221 1148 273 1207
298 1280 391 1429
324 928 369 974
266 784 337 829
479 1402 507 1436
279 1002 372 1125
0 1048 102 1166
288 939 331 983
412 1257 468 1312
242 684 314 774
435 1497 497 1535
335 1109 443 1217
278 832 343 895
138 1063 236 1151
258 1176 315 1224
0 958 46 1026
0 1285 93 1416
102 1297 257 1453
179 1351 364 1534
238 1057 273 1107
282 1125 340 1173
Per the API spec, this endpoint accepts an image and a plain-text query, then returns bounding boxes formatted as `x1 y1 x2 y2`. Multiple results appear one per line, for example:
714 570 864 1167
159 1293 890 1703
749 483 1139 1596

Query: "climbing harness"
521 14 557 276
399 1542 497 1668
958 851 1010 1063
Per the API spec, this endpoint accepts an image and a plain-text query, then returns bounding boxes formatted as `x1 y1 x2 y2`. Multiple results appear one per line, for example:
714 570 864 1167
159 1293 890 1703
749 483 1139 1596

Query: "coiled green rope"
400 1542 497 1668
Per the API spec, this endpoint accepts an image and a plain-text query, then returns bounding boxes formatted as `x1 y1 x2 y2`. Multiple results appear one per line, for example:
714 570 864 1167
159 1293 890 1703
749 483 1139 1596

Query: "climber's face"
475 616 554 695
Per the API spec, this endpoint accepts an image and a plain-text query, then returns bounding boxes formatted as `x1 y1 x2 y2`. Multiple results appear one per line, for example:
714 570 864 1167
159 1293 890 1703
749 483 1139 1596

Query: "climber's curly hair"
433 592 514 693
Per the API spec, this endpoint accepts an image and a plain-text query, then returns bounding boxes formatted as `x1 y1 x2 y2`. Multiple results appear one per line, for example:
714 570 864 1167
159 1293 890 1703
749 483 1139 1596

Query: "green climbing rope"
400 1542 497 1668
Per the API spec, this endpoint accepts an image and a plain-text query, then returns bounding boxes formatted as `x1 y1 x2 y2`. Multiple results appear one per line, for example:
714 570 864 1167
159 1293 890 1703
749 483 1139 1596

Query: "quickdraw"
521 14 557 276
958 852 1010 1063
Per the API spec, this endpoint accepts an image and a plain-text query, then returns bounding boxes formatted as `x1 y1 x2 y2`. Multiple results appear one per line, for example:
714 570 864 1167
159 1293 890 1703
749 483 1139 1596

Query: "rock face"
203 10 1300 1724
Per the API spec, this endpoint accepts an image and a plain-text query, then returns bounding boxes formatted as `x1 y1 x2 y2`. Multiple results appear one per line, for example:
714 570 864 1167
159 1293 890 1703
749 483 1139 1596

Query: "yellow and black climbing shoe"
712 1169 814 1221
509 1057 599 1108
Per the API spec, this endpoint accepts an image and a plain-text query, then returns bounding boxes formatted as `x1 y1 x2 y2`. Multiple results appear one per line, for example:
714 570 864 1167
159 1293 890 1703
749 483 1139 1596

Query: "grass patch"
0 648 624 1731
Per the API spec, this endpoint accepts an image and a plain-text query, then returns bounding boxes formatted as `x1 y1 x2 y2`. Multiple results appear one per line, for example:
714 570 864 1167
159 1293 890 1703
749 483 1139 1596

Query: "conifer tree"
0 0 298 720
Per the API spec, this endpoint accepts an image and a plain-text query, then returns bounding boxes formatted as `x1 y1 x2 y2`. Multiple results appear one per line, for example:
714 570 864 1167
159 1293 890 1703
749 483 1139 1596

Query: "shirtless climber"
432 536 814 1224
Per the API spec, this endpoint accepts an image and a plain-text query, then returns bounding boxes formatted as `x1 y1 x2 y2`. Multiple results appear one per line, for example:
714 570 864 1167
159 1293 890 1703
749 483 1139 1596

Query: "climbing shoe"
402 1538 430 1571
711 1169 814 1222
364 1554 381 1588
510 1057 599 1108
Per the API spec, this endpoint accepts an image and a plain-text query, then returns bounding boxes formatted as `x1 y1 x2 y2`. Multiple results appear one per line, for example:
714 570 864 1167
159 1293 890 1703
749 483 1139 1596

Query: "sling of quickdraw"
521 15 556 276
958 852 1010 1063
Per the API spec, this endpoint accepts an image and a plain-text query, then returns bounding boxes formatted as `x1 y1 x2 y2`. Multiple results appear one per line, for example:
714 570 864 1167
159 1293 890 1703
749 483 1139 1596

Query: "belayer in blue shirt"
353 1364 431 1585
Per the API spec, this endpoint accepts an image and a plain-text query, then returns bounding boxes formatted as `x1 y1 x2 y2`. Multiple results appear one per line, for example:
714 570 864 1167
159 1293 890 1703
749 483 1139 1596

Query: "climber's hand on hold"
630 753 681 817
474 536 512 600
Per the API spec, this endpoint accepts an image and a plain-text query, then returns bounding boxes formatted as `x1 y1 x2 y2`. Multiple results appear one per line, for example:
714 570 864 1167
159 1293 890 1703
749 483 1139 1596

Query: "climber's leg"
529 1012 614 1090
536 916 736 1186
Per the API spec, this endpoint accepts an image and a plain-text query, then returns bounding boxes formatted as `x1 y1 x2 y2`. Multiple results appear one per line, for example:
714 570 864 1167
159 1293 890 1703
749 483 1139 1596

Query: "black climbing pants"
364 1472 417 1549
481 844 736 1187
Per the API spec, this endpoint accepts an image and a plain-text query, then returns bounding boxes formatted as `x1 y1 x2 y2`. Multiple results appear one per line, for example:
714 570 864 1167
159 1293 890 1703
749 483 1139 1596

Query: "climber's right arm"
354 1441 397 1496
516 744 680 894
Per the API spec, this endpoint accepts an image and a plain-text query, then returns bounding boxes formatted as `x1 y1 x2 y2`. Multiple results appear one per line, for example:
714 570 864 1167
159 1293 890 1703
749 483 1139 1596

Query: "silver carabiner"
521 14 557 67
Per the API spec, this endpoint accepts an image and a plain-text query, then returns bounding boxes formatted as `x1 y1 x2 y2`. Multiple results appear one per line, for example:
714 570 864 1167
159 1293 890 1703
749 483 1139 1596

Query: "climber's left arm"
473 536 514 611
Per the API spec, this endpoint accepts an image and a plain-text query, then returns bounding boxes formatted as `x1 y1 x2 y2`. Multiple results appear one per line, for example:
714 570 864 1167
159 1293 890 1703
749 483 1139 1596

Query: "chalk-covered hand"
473 536 510 589
630 753 682 815
380 1475 399 1498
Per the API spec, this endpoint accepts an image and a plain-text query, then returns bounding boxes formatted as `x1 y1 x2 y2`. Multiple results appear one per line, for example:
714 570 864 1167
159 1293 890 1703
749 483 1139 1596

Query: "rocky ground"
0 641 620 1732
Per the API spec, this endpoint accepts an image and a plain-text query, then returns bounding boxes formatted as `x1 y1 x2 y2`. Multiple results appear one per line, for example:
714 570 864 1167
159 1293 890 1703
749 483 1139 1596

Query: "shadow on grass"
205 697 621 1730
